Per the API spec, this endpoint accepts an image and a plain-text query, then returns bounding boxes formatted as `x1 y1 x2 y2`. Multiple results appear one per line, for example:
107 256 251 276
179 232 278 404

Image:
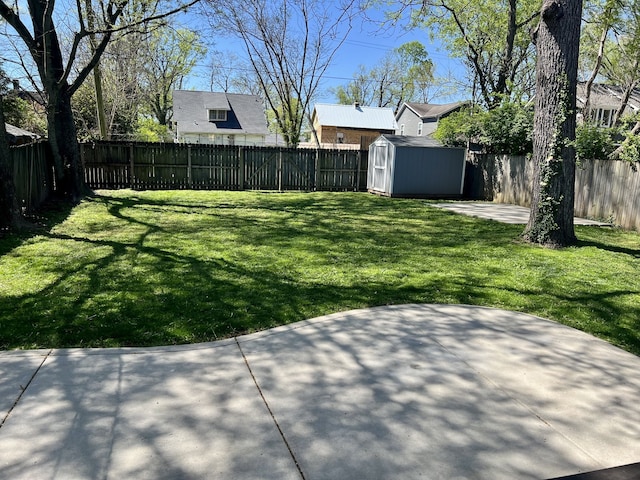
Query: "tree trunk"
493 0 518 106
524 0 582 247
47 86 87 201
0 94 20 230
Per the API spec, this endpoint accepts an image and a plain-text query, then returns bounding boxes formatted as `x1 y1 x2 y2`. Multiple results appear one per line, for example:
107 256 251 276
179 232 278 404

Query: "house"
576 83 640 128
172 90 269 146
11 80 46 113
395 101 467 138
5 123 40 145
310 103 397 149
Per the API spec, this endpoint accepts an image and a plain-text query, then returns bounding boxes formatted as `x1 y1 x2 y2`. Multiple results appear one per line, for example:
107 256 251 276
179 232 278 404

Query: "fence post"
79 143 85 187
278 149 283 191
314 149 319 191
356 150 362 191
187 145 192 188
129 144 134 189
238 146 244 190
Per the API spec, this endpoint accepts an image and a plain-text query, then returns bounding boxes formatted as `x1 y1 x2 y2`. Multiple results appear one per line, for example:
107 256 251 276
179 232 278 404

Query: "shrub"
574 123 616 162
617 132 640 164
433 107 483 148
136 118 170 142
434 101 533 155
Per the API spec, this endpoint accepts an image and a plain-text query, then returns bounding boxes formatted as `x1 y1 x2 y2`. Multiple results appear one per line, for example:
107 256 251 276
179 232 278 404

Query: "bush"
574 123 616 162
434 101 533 155
617 133 640 164
481 102 533 155
136 118 170 142
433 107 483 148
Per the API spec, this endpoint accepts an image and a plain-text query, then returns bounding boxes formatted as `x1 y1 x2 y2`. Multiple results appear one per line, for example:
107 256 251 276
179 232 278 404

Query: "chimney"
354 101 360 109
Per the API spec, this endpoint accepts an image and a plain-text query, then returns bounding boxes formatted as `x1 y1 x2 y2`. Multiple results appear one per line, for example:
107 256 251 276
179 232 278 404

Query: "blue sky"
0 0 467 105
178 5 467 105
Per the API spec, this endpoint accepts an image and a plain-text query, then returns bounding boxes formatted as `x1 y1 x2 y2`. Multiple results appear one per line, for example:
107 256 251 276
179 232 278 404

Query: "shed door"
372 143 388 191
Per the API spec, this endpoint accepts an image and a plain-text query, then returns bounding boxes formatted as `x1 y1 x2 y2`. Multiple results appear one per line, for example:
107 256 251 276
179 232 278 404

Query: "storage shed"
367 135 466 198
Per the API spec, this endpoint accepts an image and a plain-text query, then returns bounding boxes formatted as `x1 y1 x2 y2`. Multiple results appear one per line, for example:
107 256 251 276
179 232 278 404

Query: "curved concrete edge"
433 202 613 226
1 304 639 480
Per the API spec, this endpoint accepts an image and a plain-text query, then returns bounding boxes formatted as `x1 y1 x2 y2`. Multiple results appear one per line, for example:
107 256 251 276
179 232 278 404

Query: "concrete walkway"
1 304 639 479
433 202 612 226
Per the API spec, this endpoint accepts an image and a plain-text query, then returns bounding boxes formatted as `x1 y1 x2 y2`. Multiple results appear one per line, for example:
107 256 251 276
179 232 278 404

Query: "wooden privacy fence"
467 153 640 231
81 142 369 192
8 142 54 213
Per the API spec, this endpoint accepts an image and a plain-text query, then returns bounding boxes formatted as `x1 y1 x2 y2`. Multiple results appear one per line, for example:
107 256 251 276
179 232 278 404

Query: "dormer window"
209 109 227 122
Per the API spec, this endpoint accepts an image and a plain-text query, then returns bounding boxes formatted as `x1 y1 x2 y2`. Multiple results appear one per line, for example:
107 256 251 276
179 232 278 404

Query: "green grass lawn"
1 190 639 354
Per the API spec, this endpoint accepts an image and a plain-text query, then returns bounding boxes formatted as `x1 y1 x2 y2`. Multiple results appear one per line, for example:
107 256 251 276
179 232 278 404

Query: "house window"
589 108 617 128
400 124 405 135
337 132 344 144
209 109 227 122
417 122 423 136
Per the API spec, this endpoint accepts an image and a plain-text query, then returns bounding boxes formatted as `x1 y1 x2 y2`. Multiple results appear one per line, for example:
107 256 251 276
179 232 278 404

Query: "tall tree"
206 0 360 147
579 0 623 114
388 0 540 108
600 0 640 125
142 27 206 126
524 0 582 247
209 51 264 95
333 41 434 110
0 0 198 199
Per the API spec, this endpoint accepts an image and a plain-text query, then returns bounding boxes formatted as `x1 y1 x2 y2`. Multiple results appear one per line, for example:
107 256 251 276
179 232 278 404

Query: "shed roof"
173 90 269 135
5 123 40 145
375 134 445 148
313 103 397 130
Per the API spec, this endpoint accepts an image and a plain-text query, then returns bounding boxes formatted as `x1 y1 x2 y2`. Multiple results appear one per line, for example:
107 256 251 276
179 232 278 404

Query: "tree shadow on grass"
1 191 637 352
576 239 640 258
0 198 75 257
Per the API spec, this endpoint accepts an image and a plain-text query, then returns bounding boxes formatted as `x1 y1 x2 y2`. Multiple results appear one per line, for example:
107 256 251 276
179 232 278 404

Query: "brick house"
310 103 397 149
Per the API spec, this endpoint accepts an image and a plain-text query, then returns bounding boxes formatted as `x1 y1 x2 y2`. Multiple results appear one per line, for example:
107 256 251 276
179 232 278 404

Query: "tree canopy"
0 0 199 198
332 40 434 111
205 0 361 147
382 0 539 108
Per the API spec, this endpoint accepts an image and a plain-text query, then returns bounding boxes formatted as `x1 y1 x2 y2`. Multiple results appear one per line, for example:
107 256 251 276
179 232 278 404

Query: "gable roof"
313 103 397 130
397 102 466 121
172 90 269 135
576 83 640 111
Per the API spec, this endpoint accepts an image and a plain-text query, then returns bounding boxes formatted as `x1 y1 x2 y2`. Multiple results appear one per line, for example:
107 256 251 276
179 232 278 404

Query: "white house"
172 90 269 146
576 83 640 128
